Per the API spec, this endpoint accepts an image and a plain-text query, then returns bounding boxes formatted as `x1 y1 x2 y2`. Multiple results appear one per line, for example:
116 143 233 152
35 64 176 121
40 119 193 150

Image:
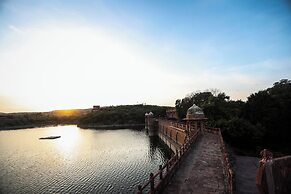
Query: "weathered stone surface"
163 133 226 194
265 156 291 194
235 155 259 194
272 156 291 193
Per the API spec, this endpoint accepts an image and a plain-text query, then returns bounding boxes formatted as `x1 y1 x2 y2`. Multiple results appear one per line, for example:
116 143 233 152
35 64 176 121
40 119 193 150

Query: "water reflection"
0 126 172 193
148 136 173 162
52 126 79 156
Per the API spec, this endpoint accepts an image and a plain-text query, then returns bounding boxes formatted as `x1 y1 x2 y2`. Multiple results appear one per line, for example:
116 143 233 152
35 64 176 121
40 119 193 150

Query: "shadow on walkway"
235 155 259 194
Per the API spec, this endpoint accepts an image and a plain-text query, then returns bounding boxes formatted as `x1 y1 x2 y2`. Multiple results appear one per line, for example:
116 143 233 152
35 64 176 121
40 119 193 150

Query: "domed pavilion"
183 104 207 132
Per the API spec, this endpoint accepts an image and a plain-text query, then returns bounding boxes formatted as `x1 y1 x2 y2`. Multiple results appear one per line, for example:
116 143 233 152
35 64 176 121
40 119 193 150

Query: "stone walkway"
163 133 226 194
235 155 259 194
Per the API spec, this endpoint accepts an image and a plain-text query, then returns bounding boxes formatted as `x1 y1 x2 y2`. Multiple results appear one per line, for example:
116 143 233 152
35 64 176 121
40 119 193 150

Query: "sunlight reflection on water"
0 125 172 193
51 126 80 157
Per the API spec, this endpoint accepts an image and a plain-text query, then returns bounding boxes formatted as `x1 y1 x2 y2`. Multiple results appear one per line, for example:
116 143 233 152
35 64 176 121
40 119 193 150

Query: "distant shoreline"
0 124 57 130
77 123 145 130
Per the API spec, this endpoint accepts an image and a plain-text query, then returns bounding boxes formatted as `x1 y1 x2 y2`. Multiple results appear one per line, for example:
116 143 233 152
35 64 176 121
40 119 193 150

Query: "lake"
0 125 172 193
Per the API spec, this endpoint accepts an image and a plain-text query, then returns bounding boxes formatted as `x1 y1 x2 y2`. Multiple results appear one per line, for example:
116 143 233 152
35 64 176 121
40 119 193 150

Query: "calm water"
0 125 172 193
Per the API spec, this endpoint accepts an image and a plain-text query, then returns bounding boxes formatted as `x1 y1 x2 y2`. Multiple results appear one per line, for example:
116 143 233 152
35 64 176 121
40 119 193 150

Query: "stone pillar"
148 119 158 136
145 115 148 129
201 121 204 133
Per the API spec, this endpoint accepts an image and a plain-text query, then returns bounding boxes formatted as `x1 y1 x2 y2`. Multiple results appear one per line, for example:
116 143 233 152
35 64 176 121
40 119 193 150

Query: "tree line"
175 79 291 155
0 105 168 129
0 109 88 129
78 105 168 125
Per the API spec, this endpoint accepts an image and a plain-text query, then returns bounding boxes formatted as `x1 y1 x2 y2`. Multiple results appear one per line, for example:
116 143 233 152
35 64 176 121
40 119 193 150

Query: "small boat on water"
39 136 61 140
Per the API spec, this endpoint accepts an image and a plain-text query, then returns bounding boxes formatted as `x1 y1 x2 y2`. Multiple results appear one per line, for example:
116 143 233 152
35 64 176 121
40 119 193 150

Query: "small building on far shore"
92 105 100 112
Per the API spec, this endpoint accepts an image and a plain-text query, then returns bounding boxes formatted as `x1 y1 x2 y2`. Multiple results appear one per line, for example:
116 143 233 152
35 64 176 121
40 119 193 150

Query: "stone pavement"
163 133 226 194
235 155 259 194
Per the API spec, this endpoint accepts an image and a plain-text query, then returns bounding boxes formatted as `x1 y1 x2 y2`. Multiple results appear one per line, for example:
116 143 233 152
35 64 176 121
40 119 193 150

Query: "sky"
0 0 291 112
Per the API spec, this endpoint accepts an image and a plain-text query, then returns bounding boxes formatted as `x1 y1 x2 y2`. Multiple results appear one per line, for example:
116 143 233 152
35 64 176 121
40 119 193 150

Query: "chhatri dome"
145 112 154 116
186 104 205 119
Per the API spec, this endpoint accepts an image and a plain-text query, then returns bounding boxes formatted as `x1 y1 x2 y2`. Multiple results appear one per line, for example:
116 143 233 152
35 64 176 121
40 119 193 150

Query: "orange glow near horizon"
53 109 78 117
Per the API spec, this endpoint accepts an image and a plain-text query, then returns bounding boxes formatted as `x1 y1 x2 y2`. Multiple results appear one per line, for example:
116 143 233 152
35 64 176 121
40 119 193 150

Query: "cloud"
8 25 23 33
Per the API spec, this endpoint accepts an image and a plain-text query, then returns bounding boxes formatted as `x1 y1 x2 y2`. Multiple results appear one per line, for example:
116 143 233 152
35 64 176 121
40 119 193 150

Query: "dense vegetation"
0 105 168 129
175 79 291 154
79 105 168 125
0 109 89 129
0 112 57 128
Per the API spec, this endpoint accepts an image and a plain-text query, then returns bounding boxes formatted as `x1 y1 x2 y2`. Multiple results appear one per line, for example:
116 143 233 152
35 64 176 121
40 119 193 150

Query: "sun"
53 109 78 117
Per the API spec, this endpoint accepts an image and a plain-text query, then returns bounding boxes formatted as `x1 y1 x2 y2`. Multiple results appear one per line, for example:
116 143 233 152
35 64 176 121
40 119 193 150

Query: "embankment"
77 123 145 129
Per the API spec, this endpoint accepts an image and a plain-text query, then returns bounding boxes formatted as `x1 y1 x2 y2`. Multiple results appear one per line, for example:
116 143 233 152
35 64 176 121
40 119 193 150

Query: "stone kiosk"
183 104 207 135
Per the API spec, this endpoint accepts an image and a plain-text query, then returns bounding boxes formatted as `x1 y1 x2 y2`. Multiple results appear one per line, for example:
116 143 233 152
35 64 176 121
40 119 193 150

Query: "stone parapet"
257 155 291 194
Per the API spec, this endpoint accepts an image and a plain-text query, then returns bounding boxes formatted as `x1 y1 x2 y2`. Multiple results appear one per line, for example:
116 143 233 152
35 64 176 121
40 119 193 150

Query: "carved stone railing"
158 119 187 131
206 127 235 194
171 122 187 131
136 128 200 194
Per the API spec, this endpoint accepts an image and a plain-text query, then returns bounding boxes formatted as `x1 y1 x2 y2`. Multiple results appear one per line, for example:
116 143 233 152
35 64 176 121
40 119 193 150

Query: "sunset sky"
0 0 291 112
